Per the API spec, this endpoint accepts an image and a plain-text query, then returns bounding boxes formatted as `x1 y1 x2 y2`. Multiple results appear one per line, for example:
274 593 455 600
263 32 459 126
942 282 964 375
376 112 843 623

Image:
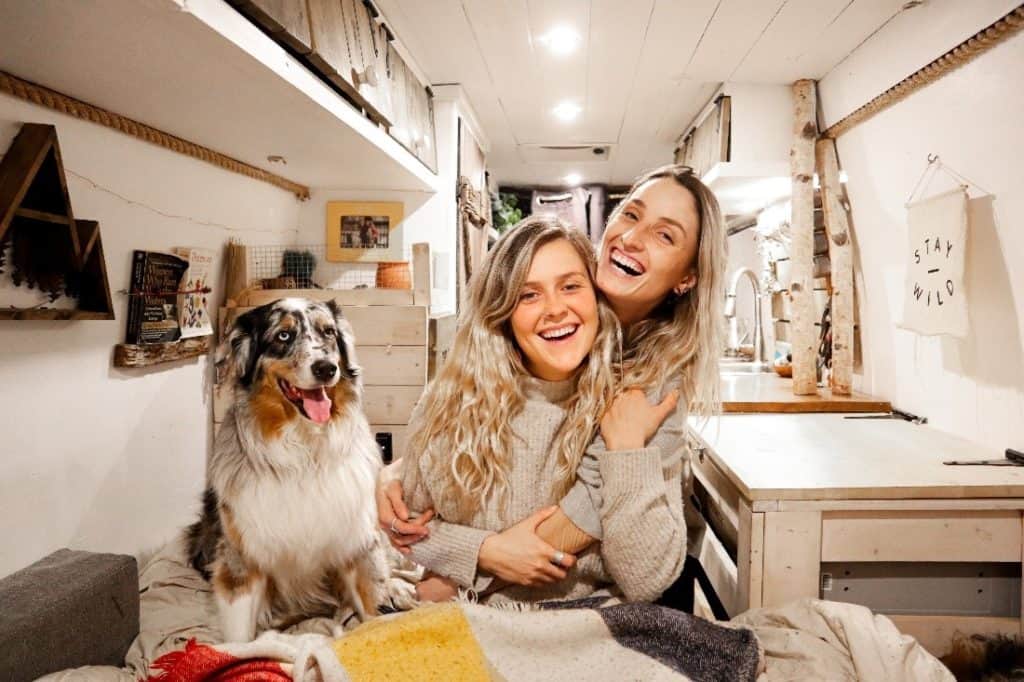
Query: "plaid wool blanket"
37 541 954 682
145 599 762 681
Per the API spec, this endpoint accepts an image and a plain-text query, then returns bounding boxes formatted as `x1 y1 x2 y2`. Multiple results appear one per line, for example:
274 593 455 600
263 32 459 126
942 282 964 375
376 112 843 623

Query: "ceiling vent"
517 144 614 164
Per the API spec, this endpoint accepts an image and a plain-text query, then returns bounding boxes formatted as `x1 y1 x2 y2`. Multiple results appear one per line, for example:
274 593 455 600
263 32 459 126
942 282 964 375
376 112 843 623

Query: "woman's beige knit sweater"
397 375 687 604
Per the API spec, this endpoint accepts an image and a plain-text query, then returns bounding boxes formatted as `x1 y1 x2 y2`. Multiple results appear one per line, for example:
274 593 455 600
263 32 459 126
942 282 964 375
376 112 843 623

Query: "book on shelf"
173 247 214 339
124 250 188 345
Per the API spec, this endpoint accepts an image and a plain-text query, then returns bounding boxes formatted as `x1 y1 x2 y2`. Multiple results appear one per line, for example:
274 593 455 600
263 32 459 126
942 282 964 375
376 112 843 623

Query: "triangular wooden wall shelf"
0 123 114 320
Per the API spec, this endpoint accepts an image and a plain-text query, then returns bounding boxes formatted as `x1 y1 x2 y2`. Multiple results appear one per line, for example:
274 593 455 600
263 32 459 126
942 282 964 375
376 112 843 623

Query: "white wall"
0 94 300 577
818 1 1024 449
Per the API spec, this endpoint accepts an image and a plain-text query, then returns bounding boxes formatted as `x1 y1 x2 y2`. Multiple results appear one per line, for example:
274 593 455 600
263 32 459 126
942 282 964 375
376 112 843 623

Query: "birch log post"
815 139 854 395
789 80 818 395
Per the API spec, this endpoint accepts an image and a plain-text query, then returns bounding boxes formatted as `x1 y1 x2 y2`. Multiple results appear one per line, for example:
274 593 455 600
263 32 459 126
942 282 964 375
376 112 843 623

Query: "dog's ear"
327 299 362 388
216 307 260 386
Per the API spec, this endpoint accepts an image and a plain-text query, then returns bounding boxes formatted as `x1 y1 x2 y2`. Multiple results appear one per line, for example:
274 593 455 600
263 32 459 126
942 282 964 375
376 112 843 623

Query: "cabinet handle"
354 65 379 88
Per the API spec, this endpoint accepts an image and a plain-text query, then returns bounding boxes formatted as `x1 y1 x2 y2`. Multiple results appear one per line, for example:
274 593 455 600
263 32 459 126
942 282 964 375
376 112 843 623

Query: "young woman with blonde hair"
384 164 727 604
391 215 686 604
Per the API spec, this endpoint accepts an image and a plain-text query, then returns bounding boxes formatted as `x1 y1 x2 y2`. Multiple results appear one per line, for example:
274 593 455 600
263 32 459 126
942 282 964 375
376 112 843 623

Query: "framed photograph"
325 201 405 263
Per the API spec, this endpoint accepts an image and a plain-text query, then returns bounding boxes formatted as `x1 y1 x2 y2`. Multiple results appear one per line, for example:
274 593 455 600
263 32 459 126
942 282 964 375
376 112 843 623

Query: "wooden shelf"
13 207 71 224
113 337 211 368
0 308 114 321
0 0 439 193
238 287 416 307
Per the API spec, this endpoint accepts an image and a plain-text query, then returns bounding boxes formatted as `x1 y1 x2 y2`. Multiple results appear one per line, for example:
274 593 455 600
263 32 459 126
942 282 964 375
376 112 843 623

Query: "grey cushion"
0 549 139 682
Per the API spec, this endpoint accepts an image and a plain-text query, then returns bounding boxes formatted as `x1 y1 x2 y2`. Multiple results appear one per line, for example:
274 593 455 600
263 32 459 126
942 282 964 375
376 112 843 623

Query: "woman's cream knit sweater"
397 375 687 604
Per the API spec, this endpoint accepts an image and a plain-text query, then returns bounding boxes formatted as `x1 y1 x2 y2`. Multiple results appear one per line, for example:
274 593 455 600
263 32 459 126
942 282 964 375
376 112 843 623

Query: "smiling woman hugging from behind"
385 165 727 604
387 216 687 604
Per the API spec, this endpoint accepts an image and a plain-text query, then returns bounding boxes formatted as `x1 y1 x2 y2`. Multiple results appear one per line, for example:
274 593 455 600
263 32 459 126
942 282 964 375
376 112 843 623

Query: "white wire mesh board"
247 244 412 290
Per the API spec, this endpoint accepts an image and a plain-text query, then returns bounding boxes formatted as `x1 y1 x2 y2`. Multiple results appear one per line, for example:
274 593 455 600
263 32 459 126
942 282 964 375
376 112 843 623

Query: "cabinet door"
377 43 436 169
348 0 394 126
229 0 313 54
307 0 361 100
387 43 411 147
675 95 731 177
413 86 437 171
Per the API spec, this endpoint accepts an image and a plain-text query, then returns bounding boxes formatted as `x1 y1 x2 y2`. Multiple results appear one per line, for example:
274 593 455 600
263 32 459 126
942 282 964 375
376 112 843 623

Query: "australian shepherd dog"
186 298 385 643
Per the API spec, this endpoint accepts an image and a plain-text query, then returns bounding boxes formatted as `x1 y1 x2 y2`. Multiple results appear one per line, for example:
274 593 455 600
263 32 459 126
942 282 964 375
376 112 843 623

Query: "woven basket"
375 261 412 289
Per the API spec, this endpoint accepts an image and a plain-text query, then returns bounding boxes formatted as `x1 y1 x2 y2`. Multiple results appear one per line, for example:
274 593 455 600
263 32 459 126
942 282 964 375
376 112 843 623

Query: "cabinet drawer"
696 523 740 617
821 510 1022 563
690 439 742 551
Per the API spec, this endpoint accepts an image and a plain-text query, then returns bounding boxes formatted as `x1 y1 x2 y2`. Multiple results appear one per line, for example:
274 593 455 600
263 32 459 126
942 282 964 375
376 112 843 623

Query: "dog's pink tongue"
300 387 332 424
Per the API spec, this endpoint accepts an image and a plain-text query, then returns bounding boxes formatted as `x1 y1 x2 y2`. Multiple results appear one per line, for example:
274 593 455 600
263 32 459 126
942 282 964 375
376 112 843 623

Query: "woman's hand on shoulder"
478 507 577 586
376 479 434 553
600 388 679 451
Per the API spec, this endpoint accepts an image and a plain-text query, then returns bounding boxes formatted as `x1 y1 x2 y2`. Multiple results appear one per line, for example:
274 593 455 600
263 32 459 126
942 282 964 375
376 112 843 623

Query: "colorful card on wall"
174 247 214 339
325 201 404 263
901 187 969 337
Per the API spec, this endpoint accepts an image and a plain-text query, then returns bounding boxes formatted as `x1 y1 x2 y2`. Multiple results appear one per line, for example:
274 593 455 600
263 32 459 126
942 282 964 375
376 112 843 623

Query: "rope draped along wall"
823 5 1024 138
0 70 311 200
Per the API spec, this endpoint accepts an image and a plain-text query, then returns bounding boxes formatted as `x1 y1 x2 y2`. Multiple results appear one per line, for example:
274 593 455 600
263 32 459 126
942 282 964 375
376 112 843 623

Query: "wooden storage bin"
375 261 412 289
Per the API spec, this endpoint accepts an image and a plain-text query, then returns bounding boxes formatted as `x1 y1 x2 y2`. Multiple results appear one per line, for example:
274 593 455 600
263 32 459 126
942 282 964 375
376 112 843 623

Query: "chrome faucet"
723 267 769 368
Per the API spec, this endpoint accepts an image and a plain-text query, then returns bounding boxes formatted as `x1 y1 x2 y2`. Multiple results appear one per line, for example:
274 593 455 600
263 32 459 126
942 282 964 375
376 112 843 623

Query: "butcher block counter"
686 412 1024 657
721 371 891 413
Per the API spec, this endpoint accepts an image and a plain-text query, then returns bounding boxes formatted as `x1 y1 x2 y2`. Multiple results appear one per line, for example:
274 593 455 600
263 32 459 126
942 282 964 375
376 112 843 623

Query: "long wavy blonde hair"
407 217 621 523
610 164 728 422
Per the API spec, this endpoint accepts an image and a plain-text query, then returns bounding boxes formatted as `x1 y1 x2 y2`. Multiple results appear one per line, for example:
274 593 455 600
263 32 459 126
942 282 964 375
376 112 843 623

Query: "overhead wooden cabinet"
228 0 437 171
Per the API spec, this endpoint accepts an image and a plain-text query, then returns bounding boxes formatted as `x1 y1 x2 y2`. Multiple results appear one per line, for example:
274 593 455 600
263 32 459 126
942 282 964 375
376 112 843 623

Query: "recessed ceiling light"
538 25 580 56
553 101 581 122
565 172 582 186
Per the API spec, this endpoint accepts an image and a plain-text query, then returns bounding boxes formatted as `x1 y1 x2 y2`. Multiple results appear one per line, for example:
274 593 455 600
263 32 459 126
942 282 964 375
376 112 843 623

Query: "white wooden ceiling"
375 0 911 186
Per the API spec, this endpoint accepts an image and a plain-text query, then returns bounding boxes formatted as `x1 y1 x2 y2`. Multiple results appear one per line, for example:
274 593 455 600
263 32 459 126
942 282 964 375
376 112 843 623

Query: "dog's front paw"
383 575 421 610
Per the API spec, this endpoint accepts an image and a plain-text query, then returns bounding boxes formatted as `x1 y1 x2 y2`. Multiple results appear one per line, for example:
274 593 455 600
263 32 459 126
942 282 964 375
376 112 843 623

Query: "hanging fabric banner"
901 187 969 337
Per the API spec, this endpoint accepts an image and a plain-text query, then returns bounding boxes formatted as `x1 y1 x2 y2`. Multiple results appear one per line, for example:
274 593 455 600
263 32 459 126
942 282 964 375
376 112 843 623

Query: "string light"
65 169 300 237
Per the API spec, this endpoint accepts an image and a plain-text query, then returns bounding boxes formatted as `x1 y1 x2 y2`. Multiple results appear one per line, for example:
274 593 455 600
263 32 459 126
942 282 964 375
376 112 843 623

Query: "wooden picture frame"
325 201 404 263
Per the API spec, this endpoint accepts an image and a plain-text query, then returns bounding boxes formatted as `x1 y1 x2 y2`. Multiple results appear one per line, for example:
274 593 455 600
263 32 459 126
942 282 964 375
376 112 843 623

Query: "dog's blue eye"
277 331 293 342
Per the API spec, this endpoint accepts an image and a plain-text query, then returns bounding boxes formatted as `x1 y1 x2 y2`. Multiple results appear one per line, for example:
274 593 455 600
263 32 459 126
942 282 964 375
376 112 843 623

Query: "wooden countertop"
689 413 1024 502
721 372 891 413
